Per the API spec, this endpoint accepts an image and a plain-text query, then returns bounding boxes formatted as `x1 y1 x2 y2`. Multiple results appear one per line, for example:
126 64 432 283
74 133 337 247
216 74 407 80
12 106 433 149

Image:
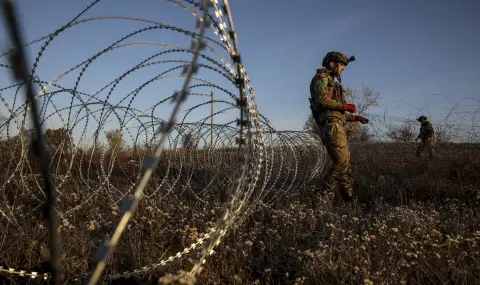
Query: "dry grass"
1 142 479 284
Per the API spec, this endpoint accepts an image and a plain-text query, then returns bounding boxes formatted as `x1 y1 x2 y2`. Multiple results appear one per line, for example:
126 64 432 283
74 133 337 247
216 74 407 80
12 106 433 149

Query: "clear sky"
0 0 479 144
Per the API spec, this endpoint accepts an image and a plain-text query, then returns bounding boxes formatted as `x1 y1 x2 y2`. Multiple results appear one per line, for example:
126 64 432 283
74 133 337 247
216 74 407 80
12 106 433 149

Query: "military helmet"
417 116 428 122
322 51 356 67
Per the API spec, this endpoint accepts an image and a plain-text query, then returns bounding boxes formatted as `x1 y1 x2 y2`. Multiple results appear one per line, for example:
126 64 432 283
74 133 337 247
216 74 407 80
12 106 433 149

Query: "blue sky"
1 0 479 144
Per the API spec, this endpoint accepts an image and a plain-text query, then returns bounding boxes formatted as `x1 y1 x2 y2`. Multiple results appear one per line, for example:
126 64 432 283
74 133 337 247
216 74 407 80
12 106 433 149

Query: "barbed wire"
0 0 328 284
0 0 478 284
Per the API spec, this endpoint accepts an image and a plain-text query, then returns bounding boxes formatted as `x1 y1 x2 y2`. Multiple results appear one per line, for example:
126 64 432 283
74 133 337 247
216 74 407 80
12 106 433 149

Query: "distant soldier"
309 51 369 202
415 116 435 158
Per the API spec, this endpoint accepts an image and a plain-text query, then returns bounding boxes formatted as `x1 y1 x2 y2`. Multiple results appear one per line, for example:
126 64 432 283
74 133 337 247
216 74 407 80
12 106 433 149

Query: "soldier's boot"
330 169 354 203
340 188 354 203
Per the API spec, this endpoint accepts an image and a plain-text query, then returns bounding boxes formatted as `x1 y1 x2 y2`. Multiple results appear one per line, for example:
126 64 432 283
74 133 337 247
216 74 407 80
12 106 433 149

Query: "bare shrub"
435 124 454 143
105 129 125 151
45 127 74 152
386 120 416 142
354 125 375 142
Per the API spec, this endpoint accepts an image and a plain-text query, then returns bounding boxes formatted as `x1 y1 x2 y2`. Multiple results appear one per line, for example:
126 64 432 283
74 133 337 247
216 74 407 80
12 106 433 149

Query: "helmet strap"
326 60 336 71
326 61 339 72
328 61 341 82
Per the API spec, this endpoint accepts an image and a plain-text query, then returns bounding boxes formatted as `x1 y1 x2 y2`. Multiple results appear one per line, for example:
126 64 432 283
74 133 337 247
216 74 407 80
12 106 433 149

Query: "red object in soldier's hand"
344 104 356 113
354 115 369 124
347 115 369 124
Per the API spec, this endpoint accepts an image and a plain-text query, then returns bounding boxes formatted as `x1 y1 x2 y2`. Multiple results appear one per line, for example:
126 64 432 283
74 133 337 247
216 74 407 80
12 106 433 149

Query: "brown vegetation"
0 141 479 284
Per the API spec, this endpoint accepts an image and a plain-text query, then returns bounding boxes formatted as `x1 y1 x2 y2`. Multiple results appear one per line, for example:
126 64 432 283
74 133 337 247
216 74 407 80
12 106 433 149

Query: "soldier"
415 116 435 158
309 51 369 202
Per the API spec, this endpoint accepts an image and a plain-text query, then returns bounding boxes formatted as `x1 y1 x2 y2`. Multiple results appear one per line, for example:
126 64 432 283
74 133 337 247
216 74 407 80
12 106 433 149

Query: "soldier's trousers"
416 135 436 158
320 119 353 198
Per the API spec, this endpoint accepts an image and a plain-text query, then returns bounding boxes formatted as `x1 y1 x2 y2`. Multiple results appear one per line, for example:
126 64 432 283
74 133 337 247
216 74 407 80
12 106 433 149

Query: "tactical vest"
420 121 435 137
309 68 346 125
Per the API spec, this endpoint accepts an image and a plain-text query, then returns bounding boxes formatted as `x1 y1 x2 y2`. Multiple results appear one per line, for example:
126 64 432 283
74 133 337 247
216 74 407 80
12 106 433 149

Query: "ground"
0 142 479 284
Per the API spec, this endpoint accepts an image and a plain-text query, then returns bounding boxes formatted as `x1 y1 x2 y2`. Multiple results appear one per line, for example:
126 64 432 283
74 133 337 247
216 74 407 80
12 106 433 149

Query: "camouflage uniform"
309 52 367 202
416 116 435 158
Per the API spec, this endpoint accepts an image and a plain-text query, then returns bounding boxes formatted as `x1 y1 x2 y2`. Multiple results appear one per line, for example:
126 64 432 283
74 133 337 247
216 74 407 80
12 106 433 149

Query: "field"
1 142 480 285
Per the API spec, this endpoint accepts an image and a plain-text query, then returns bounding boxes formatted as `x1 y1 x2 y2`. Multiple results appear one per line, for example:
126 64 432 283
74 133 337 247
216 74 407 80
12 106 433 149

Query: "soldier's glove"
344 104 357 113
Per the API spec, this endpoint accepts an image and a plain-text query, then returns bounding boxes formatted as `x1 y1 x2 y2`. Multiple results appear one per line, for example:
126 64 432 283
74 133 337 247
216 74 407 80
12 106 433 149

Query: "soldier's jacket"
309 68 348 125
418 120 435 140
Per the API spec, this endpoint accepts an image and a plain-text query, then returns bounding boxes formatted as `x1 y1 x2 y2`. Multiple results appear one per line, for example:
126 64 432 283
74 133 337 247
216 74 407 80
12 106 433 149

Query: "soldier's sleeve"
313 73 345 111
418 125 424 136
